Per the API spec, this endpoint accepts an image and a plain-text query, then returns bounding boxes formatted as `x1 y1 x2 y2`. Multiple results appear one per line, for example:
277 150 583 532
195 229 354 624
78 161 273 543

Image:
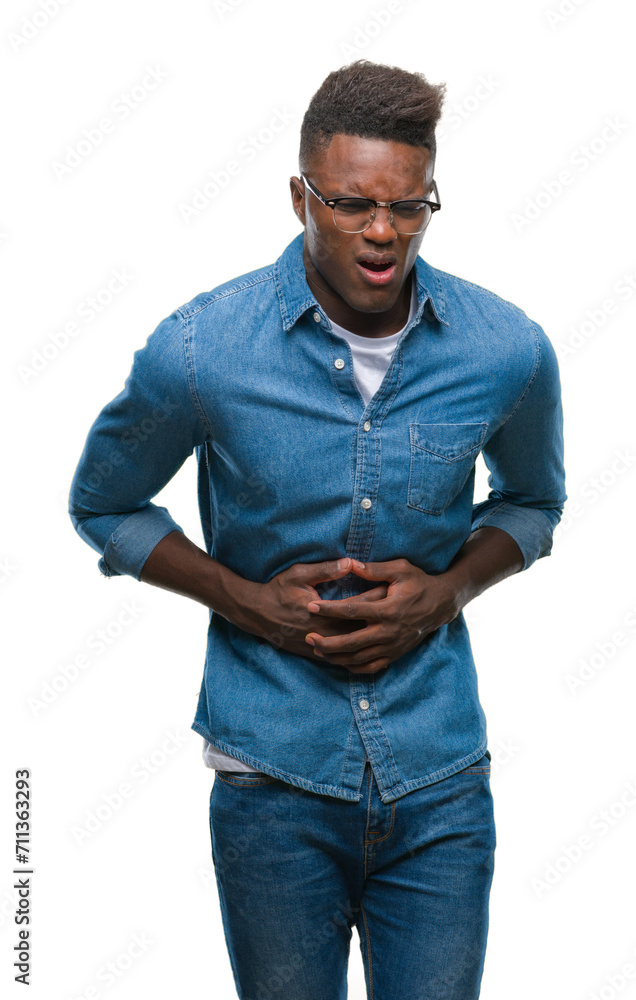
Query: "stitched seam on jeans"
365 764 373 834
364 765 373 878
365 801 395 844
360 902 374 1000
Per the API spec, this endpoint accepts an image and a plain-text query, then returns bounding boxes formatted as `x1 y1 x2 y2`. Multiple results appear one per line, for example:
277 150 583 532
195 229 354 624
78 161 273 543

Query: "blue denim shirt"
68 231 566 804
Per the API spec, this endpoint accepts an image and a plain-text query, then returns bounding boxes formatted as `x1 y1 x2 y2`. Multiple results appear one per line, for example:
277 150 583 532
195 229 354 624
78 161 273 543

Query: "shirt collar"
274 231 449 332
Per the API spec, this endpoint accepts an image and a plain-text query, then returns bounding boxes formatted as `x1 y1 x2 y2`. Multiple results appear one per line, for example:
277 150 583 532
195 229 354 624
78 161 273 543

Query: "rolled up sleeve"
68 308 210 580
471 321 567 571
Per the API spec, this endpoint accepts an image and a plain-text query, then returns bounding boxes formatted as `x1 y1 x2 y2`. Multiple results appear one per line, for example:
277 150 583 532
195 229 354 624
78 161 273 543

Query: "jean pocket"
460 752 492 775
215 770 278 786
407 421 488 514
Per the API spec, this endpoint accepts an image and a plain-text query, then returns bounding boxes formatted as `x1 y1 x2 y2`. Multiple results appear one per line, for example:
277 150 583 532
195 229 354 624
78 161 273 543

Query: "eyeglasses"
301 174 441 235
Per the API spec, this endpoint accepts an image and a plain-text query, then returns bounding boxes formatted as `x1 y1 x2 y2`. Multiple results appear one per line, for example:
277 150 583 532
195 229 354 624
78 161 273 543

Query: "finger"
307 597 385 620
306 624 384 655
293 557 362 586
314 643 392 670
348 559 407 581
353 585 388 602
347 657 392 674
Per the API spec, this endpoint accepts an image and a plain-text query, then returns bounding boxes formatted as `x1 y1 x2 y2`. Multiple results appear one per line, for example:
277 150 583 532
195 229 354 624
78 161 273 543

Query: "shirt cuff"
471 500 555 571
99 505 184 580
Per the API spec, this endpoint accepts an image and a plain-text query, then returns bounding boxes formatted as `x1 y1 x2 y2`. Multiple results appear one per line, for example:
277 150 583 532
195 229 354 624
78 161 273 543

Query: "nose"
364 205 397 241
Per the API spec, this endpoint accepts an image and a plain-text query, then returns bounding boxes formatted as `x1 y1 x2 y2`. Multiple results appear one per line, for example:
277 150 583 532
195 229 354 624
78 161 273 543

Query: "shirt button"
359 699 369 711
360 497 372 510
334 358 345 369
313 311 321 323
363 420 371 432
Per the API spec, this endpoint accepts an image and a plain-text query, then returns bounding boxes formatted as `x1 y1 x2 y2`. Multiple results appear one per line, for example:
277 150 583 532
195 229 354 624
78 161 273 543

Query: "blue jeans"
209 754 496 1000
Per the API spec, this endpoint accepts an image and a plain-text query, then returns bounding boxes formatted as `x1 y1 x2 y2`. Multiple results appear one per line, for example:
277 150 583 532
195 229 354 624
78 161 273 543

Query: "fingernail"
306 636 315 646
337 558 349 571
353 559 365 568
313 648 323 657
307 602 320 613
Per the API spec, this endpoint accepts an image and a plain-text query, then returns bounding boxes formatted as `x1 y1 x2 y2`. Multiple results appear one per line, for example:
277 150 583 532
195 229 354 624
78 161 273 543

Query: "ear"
290 176 306 226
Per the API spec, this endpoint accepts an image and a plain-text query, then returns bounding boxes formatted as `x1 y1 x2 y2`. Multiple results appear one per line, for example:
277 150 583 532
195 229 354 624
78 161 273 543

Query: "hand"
304 557 463 674
236 557 389 663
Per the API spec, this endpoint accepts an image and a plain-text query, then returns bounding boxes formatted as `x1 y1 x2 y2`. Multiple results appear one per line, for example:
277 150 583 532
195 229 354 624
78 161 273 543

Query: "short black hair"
299 59 446 174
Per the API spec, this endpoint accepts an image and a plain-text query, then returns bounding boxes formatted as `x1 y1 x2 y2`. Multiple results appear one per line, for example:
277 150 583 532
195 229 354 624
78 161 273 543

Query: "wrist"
212 563 265 634
441 525 525 613
437 564 474 615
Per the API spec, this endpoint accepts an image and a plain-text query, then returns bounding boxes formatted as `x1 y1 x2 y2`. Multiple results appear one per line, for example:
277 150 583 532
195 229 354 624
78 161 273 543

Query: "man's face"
290 134 434 324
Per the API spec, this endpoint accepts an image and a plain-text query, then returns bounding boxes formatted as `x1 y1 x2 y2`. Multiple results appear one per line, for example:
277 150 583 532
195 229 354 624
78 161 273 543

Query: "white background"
2 1 635 998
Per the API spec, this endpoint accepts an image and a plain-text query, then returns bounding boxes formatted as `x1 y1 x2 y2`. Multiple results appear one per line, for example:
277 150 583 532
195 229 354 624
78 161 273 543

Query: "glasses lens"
332 199 434 234
391 202 432 234
333 199 375 233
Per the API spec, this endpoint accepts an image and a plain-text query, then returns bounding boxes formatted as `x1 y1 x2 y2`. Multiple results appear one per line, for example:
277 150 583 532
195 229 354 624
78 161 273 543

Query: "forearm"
441 525 525 610
139 529 260 628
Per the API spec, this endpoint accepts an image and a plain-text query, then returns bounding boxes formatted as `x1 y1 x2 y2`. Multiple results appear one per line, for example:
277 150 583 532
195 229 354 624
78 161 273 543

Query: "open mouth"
356 258 397 285
359 260 393 272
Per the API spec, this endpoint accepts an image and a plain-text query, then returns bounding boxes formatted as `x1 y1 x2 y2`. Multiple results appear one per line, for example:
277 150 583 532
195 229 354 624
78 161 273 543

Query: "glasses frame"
301 174 441 235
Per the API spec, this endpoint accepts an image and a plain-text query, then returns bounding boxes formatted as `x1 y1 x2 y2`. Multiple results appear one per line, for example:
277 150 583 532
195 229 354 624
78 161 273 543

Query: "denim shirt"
68 231 567 804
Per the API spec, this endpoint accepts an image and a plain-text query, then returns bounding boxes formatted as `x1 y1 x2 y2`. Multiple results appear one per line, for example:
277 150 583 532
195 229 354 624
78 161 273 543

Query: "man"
69 60 566 1000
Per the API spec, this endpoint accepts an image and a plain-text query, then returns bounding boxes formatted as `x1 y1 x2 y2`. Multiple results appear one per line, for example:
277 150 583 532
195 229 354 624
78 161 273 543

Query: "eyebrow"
325 188 431 201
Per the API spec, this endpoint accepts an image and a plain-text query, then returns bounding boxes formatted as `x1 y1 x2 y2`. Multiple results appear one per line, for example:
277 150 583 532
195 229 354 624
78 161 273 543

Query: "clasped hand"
252 555 463 675
304 557 461 674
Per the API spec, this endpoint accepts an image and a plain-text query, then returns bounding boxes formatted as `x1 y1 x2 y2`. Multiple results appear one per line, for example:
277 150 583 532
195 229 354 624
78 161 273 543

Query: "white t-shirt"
202 278 417 771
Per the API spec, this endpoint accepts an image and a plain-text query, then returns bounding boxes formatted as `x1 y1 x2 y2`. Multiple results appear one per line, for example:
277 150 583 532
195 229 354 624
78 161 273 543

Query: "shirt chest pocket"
407 422 488 515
